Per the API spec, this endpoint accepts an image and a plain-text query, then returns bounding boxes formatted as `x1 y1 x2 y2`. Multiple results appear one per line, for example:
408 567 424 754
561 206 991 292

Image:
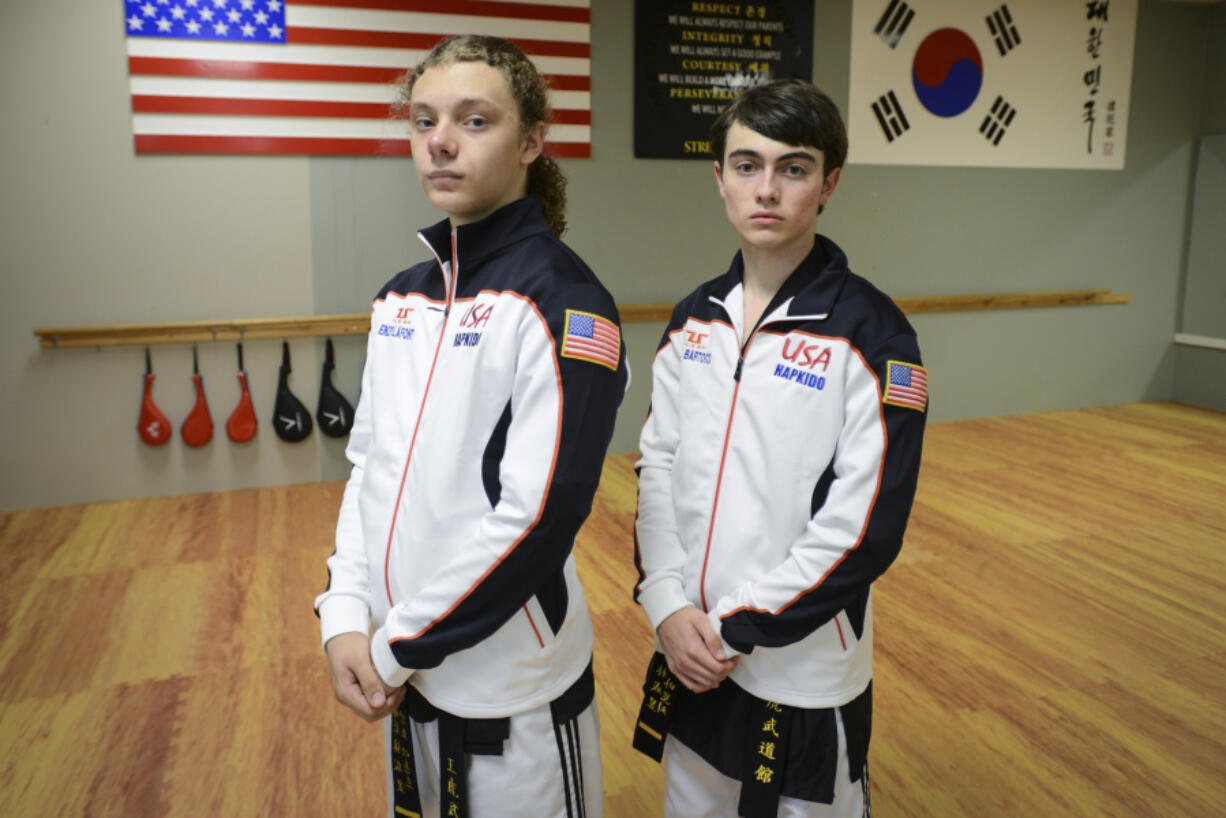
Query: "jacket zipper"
697 327 755 612
695 305 829 613
383 230 459 605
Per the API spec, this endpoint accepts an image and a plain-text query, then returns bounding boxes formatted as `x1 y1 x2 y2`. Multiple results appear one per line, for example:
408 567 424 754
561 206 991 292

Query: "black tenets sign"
633 1 815 159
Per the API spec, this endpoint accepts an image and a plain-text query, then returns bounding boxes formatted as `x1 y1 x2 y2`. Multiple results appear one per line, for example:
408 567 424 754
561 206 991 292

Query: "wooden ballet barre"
612 288 1132 322
34 288 1131 349
33 315 372 349
894 288 1131 314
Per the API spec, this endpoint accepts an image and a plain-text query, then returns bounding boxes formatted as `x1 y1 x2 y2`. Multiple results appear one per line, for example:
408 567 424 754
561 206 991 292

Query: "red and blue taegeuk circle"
912 28 983 118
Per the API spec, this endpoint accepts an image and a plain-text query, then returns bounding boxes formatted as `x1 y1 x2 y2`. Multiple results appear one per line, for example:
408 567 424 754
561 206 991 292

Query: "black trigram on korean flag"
872 91 910 142
986 5 1021 55
980 96 1017 146
874 0 915 49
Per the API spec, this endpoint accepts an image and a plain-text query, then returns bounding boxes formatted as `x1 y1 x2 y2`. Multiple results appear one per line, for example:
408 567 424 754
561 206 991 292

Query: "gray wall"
1181 136 1226 341
2 0 1221 509
1 1 323 511
1173 3 1226 412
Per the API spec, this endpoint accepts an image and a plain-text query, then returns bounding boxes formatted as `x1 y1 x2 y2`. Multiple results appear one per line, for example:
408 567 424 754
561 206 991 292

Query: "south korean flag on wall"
848 0 1137 169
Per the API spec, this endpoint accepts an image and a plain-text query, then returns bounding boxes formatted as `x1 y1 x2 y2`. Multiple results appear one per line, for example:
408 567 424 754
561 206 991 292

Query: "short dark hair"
709 79 848 173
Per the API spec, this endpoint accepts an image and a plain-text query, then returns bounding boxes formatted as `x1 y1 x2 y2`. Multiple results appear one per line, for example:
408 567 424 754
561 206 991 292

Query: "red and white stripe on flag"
125 0 591 157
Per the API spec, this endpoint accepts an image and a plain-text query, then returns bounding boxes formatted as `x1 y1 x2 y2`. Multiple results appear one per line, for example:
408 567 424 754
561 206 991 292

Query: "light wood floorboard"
0 402 1222 816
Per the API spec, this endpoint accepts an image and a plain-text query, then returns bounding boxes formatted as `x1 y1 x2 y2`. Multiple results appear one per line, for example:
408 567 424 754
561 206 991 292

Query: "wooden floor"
1 402 1223 817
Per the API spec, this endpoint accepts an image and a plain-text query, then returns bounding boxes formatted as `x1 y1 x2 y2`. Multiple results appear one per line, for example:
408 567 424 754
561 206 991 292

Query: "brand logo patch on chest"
376 303 416 340
682 328 712 365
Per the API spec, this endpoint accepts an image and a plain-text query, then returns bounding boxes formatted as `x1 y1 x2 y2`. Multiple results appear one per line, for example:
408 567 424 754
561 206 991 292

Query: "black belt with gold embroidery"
737 697 790 818
390 698 424 818
392 663 595 817
392 685 511 818
631 652 680 761
631 652 874 815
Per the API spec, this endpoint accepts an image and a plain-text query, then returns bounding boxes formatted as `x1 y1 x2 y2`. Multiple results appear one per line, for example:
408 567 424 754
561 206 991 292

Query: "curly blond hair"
395 36 568 238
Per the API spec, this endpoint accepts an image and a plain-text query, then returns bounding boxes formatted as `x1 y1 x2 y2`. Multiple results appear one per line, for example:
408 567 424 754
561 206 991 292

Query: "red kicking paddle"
137 346 172 446
225 342 258 443
181 345 214 447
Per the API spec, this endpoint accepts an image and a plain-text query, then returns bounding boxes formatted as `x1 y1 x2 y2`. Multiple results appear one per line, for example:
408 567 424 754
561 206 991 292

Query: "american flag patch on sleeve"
561 310 621 371
883 361 928 411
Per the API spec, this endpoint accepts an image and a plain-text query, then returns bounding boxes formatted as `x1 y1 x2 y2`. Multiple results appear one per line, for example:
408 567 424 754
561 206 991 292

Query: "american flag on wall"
123 0 592 156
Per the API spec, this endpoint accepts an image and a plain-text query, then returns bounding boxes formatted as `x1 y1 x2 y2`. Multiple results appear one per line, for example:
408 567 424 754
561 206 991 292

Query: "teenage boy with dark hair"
632 78 927 817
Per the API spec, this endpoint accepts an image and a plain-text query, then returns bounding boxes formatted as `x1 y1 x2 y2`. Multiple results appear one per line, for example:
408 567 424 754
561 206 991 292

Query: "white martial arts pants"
384 699 602 818
662 707 868 818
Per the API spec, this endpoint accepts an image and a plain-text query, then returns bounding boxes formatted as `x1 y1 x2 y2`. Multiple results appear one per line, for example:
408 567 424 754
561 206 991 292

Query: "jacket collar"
417 195 553 273
714 234 852 324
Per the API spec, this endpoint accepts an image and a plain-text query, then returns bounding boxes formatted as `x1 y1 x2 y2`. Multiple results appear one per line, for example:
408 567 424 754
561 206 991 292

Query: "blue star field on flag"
124 0 286 43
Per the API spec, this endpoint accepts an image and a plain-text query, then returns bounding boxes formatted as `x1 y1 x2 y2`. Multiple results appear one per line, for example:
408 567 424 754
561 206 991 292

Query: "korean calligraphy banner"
848 0 1137 169
123 0 592 157
634 1 814 159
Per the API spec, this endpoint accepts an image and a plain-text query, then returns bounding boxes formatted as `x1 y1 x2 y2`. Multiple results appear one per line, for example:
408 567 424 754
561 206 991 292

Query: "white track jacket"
634 235 926 708
316 197 627 718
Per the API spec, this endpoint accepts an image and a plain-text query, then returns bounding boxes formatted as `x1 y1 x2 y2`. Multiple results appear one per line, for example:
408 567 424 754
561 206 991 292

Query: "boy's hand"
657 606 739 693
324 632 405 721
